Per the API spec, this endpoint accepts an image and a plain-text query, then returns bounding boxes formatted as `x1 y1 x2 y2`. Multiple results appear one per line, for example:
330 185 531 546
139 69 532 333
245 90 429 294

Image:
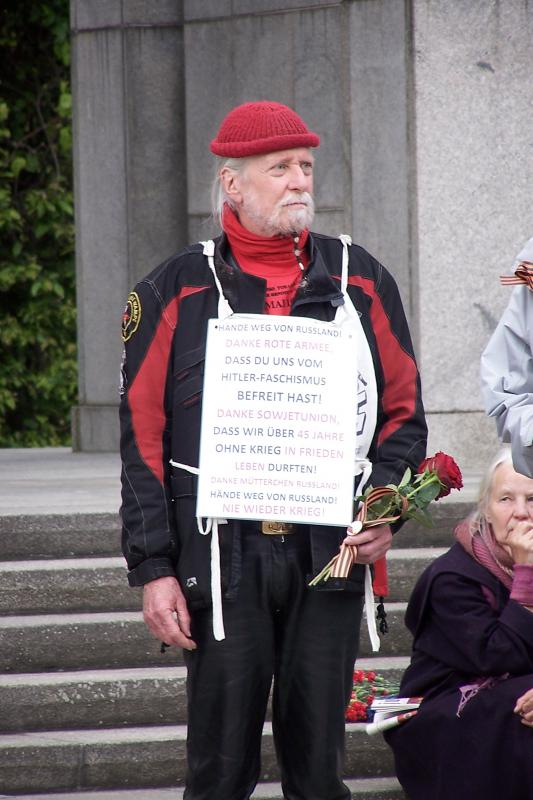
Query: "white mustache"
280 192 314 208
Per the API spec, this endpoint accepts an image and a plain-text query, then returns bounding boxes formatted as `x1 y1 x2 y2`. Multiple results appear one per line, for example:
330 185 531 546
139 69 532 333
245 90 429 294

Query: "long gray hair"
455 445 515 583
211 157 248 229
473 446 513 524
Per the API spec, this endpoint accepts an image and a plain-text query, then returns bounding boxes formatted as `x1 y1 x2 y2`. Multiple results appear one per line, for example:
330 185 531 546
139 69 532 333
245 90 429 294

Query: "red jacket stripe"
348 275 417 446
128 286 207 484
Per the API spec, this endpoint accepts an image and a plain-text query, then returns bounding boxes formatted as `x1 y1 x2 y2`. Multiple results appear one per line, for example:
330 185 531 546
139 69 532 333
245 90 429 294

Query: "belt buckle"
261 520 294 535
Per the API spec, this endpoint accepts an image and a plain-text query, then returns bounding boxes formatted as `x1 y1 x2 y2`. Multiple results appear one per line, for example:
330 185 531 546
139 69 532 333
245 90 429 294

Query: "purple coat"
385 543 533 800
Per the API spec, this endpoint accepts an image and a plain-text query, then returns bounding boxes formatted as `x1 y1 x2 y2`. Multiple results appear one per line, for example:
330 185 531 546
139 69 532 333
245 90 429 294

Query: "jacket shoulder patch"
122 292 142 341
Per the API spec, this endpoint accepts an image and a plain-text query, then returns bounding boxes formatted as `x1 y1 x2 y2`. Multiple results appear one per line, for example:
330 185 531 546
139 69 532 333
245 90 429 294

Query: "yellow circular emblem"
122 291 141 342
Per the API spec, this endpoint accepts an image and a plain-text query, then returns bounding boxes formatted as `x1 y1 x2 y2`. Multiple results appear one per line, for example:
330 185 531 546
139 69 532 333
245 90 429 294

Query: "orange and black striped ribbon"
329 487 407 582
500 261 533 289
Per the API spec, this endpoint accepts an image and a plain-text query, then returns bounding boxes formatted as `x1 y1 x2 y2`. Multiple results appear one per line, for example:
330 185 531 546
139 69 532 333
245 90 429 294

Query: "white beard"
242 192 315 237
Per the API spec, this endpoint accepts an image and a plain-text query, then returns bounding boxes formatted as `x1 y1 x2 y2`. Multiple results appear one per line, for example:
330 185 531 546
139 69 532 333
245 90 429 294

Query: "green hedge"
0 0 76 446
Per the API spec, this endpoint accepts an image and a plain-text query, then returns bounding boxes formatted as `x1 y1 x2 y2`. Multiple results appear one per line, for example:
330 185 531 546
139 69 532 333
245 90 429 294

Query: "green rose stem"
308 470 448 587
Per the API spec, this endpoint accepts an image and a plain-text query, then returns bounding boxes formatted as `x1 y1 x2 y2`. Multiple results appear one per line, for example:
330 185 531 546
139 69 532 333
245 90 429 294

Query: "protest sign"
196 315 359 525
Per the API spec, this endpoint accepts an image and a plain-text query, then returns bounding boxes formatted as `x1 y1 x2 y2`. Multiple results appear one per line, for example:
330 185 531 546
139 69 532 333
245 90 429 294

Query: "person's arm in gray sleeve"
480 285 533 477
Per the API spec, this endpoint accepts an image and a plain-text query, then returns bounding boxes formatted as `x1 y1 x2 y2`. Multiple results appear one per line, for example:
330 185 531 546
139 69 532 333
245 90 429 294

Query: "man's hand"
342 524 393 564
514 687 533 726
143 576 197 651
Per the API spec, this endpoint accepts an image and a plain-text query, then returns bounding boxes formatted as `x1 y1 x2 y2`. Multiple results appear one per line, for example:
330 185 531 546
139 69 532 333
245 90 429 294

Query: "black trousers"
183 525 363 800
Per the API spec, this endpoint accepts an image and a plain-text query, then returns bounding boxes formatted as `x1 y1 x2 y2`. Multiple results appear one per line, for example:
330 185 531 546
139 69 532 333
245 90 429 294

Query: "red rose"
418 451 463 499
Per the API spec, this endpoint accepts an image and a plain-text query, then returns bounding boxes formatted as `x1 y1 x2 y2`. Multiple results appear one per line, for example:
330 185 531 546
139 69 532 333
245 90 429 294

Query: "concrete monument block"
122 0 184 25
412 0 532 462
427 411 501 474
71 17 129 431
413 0 532 408
69 0 531 471
183 0 339 21
184 3 351 240
348 0 413 318
70 0 186 450
183 0 232 20
233 0 339 15
292 8 348 216
123 27 187 285
70 0 122 29
71 405 122 454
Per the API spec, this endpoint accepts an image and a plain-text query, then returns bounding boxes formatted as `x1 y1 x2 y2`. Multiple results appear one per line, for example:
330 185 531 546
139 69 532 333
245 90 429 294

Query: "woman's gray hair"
211 156 248 229
474 446 513 523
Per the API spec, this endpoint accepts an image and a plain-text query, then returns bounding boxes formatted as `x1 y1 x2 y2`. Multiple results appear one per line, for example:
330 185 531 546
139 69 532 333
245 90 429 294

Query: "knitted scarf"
454 514 513 590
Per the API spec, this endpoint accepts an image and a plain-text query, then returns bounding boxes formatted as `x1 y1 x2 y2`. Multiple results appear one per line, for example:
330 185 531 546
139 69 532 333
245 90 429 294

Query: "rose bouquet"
345 669 399 722
309 452 463 588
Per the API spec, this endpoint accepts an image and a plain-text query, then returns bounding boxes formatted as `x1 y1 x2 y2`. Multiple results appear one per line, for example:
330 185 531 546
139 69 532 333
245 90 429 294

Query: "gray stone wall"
70 0 187 450
413 0 532 468
183 1 353 244
183 0 414 313
71 0 532 471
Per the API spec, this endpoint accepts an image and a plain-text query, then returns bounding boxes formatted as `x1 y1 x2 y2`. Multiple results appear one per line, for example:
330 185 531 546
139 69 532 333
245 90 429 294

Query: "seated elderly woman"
385 448 533 800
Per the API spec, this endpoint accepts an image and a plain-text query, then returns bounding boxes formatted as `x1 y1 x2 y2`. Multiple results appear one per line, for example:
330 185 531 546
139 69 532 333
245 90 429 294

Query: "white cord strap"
352 457 380 653
200 239 233 319
337 235 381 653
169 458 226 641
354 457 372 498
339 234 352 294
169 459 199 475
195 516 226 641
363 565 380 652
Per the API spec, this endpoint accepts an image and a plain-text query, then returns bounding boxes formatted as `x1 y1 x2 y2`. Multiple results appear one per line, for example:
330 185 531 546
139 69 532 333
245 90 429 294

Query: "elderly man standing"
119 101 427 800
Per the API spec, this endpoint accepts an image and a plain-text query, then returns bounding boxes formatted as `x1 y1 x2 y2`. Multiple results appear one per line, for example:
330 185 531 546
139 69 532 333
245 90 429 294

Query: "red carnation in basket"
345 670 399 722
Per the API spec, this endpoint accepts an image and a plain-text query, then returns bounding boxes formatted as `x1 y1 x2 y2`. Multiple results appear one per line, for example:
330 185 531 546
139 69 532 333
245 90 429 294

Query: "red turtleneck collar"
222 205 310 315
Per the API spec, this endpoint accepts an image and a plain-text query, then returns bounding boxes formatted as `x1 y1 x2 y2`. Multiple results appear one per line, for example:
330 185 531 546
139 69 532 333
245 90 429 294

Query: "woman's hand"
514 687 533 726
506 521 533 565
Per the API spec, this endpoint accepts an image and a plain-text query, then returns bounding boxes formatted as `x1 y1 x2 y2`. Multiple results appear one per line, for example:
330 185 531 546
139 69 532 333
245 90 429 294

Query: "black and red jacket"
119 232 427 607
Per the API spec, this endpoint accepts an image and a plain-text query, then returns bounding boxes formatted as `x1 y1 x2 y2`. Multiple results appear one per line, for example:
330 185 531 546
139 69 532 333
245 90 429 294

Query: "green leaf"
26 153 40 172
11 156 27 177
407 508 434 527
58 125 71 154
398 467 412 489
365 495 400 521
414 482 441 506
58 90 71 117
0 0 76 446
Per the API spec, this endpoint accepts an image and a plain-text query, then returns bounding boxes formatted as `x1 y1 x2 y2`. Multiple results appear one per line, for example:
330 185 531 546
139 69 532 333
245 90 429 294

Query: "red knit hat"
210 101 320 157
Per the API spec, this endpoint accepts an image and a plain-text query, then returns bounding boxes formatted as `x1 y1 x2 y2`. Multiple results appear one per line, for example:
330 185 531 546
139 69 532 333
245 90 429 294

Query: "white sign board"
196 315 359 526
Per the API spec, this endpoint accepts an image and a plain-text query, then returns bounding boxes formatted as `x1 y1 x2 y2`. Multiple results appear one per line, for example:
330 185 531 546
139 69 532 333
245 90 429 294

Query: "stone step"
0 513 121 561
0 611 170 673
0 657 408 733
360 603 410 656
0 776 406 799
0 549 444 615
0 606 410 674
0 666 187 733
385 547 446 601
0 499 467 562
0 722 396 794
392 501 468 548
0 557 139 615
